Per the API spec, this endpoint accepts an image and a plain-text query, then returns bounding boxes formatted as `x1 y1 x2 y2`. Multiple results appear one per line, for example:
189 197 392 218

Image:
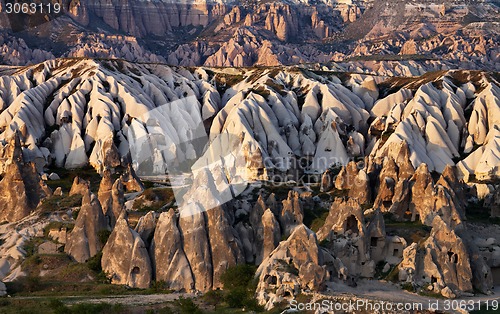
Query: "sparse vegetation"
174 297 202 314
219 264 263 311
39 194 83 215
133 187 175 212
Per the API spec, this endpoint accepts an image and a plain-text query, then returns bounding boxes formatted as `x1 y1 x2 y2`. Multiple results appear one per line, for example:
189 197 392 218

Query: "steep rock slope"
0 59 498 197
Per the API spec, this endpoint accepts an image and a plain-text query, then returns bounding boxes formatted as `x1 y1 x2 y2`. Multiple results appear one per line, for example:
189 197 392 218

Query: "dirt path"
13 292 195 306
318 280 500 313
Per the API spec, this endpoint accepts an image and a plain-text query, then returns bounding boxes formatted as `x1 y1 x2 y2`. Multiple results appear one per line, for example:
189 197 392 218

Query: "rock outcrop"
69 177 91 197
65 187 109 262
151 209 194 292
135 211 157 246
255 224 328 310
399 216 474 298
101 214 152 289
0 134 49 223
317 198 373 278
98 171 125 227
279 191 303 237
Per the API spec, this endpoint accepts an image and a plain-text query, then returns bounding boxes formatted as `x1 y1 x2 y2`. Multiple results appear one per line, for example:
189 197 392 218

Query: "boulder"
48 173 60 180
0 281 6 296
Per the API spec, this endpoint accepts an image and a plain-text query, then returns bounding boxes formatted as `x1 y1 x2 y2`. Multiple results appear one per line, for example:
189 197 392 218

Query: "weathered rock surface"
135 211 157 246
279 191 303 237
399 216 474 297
69 177 91 197
317 198 373 278
255 224 328 310
102 214 152 288
99 171 125 228
0 134 49 223
259 208 281 264
65 187 109 262
151 209 194 292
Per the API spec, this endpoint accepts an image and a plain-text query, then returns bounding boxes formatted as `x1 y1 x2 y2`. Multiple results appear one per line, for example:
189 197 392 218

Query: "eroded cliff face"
0 59 499 308
0 133 50 223
0 0 497 69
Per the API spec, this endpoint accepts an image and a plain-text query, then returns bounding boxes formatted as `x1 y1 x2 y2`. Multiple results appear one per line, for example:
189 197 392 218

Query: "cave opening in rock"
264 274 277 285
447 251 458 263
345 215 359 235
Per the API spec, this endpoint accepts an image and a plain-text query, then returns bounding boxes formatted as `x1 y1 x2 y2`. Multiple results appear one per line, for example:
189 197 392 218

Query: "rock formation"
317 198 373 278
135 211 157 246
255 224 328 310
151 209 194 292
98 171 125 227
65 187 109 262
101 214 152 288
399 216 474 298
69 177 91 197
279 191 303 237
0 134 49 223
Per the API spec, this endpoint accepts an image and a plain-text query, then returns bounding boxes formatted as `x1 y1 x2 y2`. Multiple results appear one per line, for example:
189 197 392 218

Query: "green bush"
225 287 247 308
7 275 44 293
174 297 202 314
220 264 256 291
220 264 263 311
87 251 103 272
50 301 124 314
203 289 224 310
97 230 111 246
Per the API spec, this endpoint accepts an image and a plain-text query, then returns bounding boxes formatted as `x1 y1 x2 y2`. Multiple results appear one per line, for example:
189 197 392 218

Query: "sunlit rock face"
0 0 498 69
0 133 50 223
65 186 109 263
101 214 152 289
0 59 499 189
0 57 499 307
